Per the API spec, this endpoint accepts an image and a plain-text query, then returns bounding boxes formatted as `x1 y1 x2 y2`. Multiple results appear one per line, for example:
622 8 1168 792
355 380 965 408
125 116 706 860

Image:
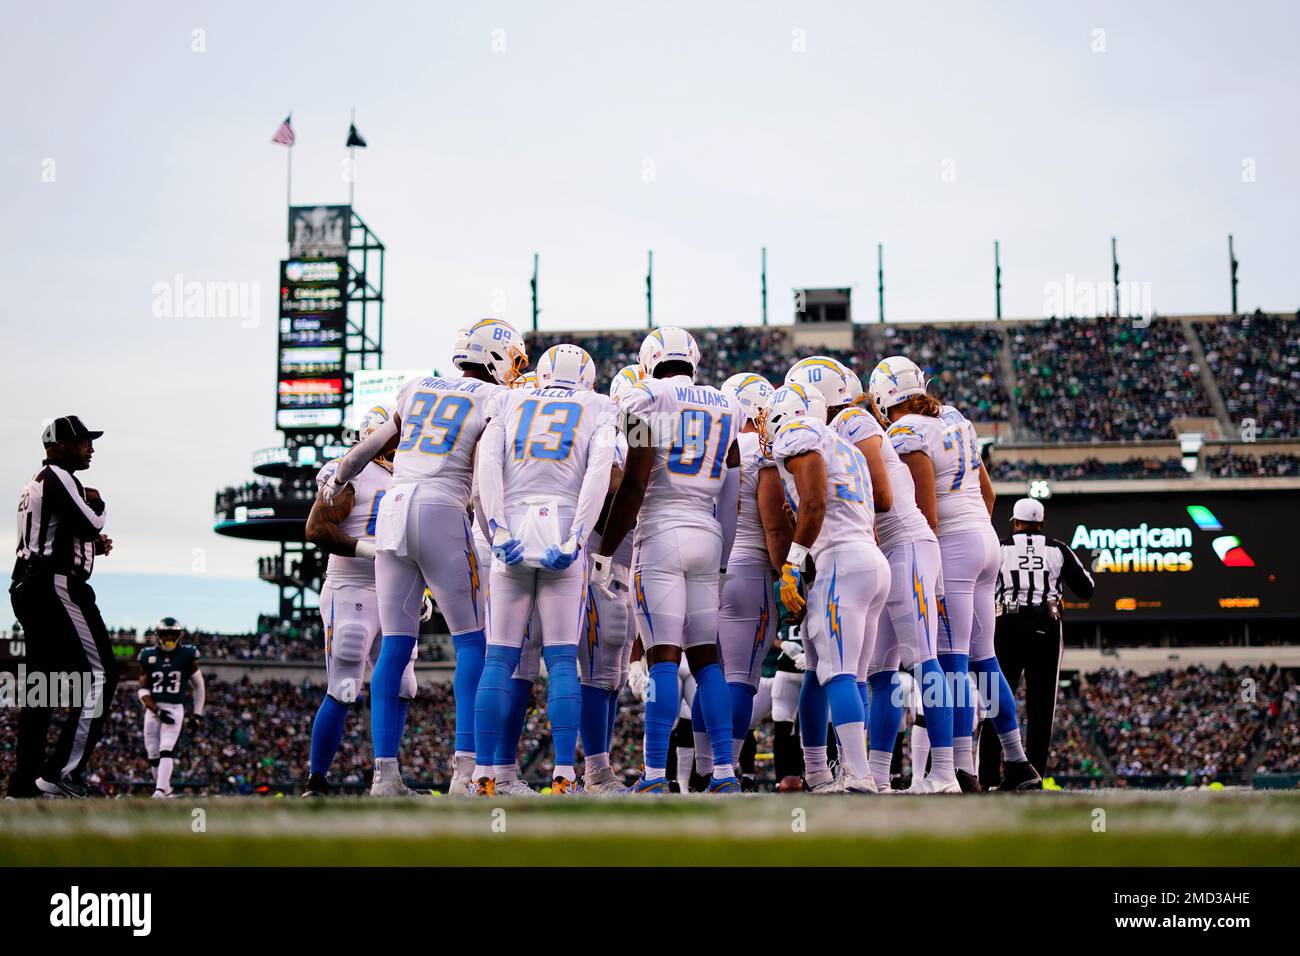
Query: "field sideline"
2 790 1298 866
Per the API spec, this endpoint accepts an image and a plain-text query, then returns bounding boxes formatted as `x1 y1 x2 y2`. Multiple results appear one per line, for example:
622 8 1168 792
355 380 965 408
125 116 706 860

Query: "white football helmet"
758 382 827 457
639 326 700 379
868 355 928 413
450 328 471 370
536 344 597 390
608 364 645 404
513 370 539 389
461 318 528 386
721 373 774 426
357 403 394 441
785 357 855 411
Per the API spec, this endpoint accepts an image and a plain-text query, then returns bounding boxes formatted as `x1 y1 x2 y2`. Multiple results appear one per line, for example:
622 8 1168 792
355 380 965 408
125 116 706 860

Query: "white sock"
999 731 1027 763
713 763 734 780
911 726 931 778
454 751 474 774
836 721 870 779
868 750 893 789
804 745 828 776
156 757 174 792
472 764 493 781
676 747 694 789
645 766 666 781
954 737 975 774
929 746 956 783
555 764 575 782
692 731 714 774
494 764 518 783
587 752 610 772
732 738 745 767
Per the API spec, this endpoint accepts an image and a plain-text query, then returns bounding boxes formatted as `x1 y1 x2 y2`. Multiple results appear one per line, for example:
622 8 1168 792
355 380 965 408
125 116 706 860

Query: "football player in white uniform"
576 365 644 795
472 344 618 795
325 318 527 795
870 356 1040 792
593 327 744 793
789 358 958 793
760 382 891 792
713 372 789 777
304 404 419 796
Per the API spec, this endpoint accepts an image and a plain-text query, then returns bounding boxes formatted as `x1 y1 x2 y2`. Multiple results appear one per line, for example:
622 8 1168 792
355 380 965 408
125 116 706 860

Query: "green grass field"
2 790 1297 866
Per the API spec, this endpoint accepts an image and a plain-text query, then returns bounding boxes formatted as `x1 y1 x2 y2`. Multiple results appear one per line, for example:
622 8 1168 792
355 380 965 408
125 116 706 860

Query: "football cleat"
907 775 961 794
957 769 983 793
36 775 87 799
583 766 629 795
370 764 425 797
473 777 497 797
631 776 672 795
706 775 742 794
805 769 845 794
842 773 879 794
495 779 539 797
448 753 475 798
550 777 581 796
996 760 1043 792
151 788 175 800
302 773 329 798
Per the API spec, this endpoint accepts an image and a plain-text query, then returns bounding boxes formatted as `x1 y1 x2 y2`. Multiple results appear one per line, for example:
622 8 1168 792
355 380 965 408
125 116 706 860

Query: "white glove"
321 474 344 505
590 552 616 598
935 565 945 599
779 639 803 663
793 652 808 671
627 659 650 702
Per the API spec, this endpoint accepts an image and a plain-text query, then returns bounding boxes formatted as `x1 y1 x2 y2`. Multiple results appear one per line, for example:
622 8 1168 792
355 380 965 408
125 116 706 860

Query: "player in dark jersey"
136 617 205 798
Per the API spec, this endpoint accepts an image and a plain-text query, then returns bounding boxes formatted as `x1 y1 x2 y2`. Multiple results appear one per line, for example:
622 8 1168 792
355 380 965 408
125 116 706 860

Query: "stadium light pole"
994 240 1003 319
761 246 768 326
876 243 885 323
646 250 654 328
530 253 540 332
1111 236 1120 318
1228 234 1239 315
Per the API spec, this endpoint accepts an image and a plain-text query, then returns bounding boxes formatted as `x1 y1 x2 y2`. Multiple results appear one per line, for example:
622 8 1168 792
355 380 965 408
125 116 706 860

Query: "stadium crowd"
2 663 1292 794
988 456 1187 481
1204 448 1300 478
867 323 1009 421
1199 311 1300 439
1010 317 1213 442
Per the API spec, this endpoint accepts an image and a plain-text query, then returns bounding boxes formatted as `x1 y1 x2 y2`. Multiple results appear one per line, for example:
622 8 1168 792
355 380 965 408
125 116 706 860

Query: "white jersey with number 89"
887 404 988 537
617 374 740 541
391 375 505 506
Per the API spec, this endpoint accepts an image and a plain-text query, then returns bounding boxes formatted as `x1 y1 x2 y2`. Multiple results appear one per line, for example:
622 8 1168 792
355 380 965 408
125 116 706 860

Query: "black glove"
154 708 175 725
187 713 204 732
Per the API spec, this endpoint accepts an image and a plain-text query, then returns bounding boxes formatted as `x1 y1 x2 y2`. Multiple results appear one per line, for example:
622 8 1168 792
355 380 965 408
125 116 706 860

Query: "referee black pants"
977 609 1062 787
7 571 117 796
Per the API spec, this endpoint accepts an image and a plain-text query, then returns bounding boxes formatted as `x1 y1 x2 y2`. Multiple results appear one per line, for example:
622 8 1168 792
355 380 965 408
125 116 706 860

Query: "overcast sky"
2 1 1296 625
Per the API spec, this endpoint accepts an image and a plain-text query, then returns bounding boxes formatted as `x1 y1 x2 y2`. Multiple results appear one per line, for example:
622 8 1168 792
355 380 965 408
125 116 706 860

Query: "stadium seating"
865 323 1009 420
988 456 1187 481
1204 448 1300 478
1199 311 1300 438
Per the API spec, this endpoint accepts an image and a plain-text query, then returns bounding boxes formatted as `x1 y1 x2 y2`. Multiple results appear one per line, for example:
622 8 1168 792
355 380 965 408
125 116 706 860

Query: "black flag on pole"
346 123 367 148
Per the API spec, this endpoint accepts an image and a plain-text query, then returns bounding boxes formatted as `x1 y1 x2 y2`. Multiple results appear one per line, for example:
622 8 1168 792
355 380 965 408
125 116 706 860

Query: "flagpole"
348 107 356 207
286 109 294 210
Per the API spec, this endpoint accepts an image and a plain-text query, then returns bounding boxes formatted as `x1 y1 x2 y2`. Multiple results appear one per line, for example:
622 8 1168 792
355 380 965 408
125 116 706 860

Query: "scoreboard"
277 257 347 430
991 489 1300 621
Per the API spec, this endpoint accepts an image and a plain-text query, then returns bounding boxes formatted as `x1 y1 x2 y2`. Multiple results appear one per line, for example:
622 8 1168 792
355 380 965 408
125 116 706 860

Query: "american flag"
270 115 295 147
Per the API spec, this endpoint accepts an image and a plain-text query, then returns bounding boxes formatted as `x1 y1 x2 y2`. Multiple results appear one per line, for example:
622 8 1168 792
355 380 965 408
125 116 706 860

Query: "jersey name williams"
672 386 730 407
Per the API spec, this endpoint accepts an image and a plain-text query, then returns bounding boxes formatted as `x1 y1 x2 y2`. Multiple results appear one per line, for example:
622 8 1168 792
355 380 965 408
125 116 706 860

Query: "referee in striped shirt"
7 416 117 798
977 498 1094 787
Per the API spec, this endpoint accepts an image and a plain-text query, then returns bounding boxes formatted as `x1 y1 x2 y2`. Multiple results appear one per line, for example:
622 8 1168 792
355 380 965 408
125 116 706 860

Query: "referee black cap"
42 415 104 445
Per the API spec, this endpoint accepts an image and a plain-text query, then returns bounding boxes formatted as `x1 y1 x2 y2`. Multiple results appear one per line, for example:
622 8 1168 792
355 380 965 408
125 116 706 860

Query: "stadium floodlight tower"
213 204 385 626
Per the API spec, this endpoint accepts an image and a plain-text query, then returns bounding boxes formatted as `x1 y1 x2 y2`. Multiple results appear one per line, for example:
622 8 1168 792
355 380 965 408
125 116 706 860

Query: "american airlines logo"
1186 505 1255 567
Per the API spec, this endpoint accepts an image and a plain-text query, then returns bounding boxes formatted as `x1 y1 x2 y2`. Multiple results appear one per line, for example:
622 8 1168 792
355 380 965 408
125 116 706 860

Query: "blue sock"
798 670 829 748
371 635 417 759
452 629 487 753
580 683 612 760
867 671 902 755
826 673 865 726
494 678 533 767
473 644 521 768
542 646 581 768
916 657 954 748
643 661 679 771
939 651 973 744
309 694 349 776
606 689 619 753
969 656 1020 735
728 682 756 743
693 663 734 772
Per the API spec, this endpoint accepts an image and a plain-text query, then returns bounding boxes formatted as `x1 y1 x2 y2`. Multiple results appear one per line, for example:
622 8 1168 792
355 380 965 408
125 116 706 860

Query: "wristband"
354 539 377 560
785 542 810 570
